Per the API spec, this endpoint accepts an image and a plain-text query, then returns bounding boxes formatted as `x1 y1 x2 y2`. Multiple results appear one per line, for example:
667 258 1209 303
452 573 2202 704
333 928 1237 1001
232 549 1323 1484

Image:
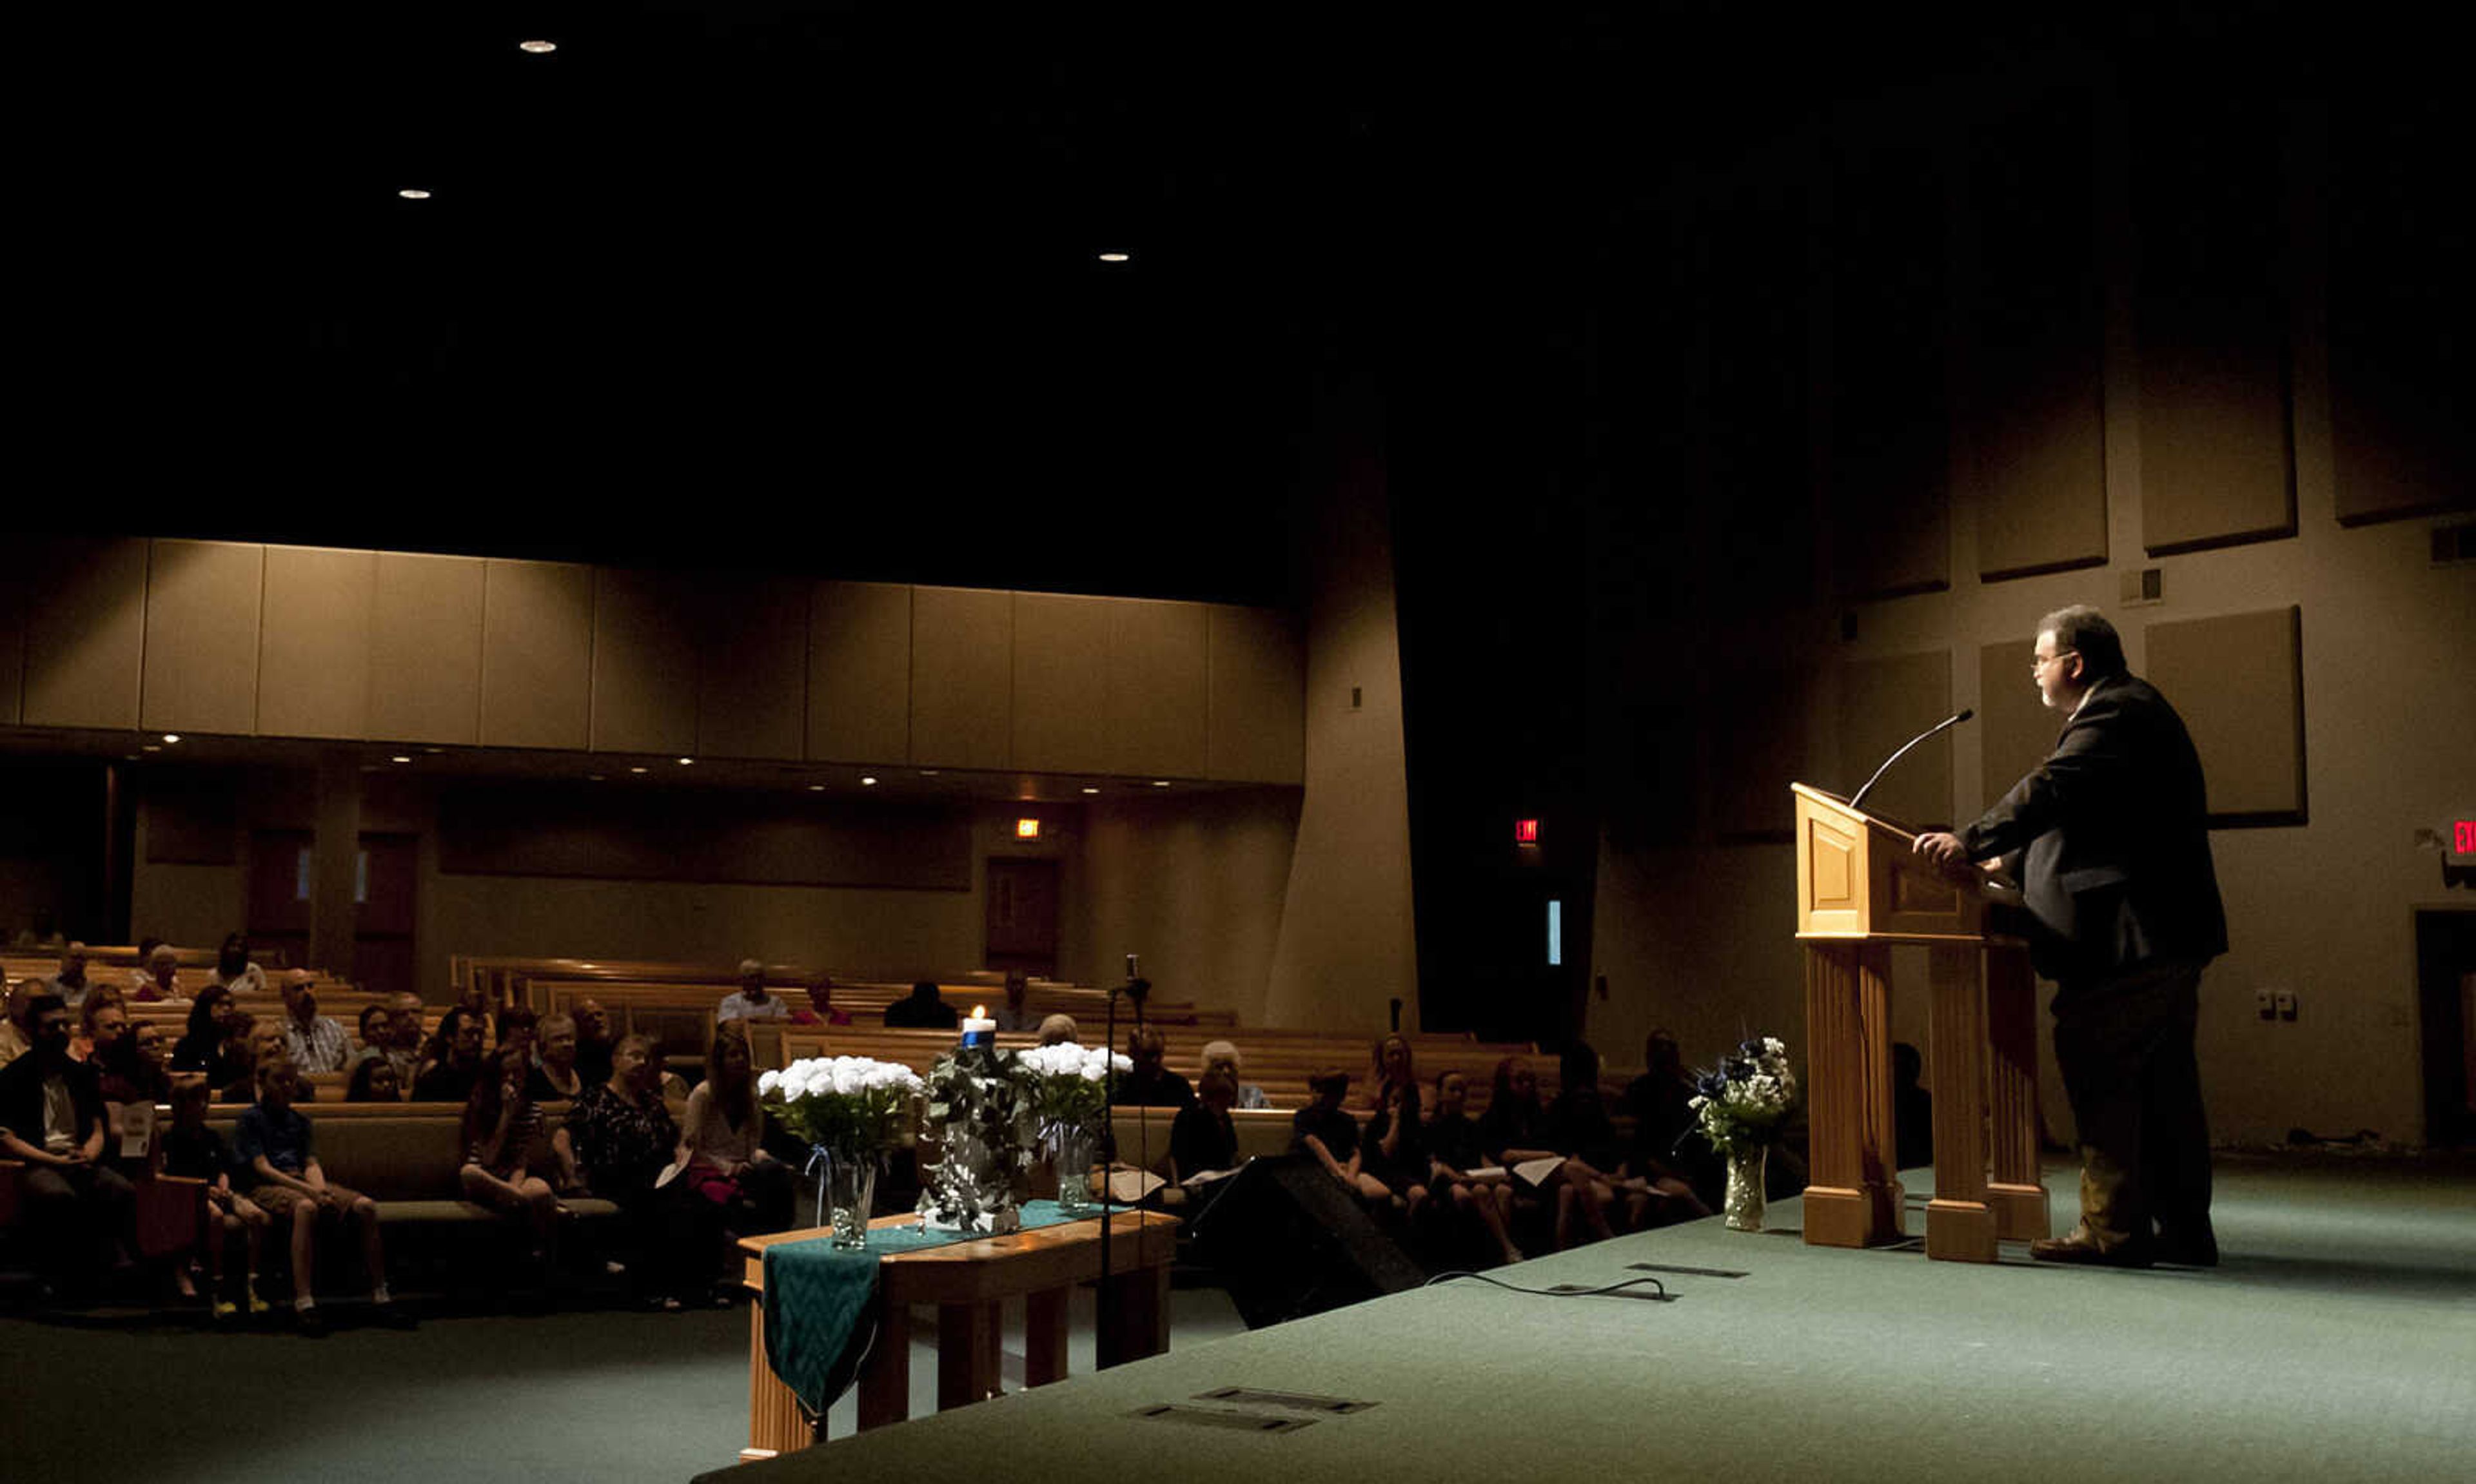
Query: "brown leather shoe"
2029 1230 2154 1268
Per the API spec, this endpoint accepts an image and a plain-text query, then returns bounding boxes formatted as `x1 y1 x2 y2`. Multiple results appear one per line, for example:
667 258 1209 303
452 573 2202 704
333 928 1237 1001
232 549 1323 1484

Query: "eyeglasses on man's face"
2030 650 2078 674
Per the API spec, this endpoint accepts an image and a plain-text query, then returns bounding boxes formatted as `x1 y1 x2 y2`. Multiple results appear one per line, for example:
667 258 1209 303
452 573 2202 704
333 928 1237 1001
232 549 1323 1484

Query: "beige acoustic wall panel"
368 552 485 746
807 580 909 764
1010 592 1112 776
1838 650 1954 831
1206 604 1304 785
1709 665 1814 841
22 537 149 730
696 573 807 761
480 560 594 751
1977 638 2057 815
141 540 264 736
0 566 23 724
909 585 1012 770
2144 607 2306 822
258 546 377 739
591 568 698 756
1108 598 1208 779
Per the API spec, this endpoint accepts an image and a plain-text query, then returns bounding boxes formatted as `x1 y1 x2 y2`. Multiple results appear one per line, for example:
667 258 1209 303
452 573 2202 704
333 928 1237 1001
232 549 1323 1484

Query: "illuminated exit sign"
1515 818 1540 845
2457 819 2476 854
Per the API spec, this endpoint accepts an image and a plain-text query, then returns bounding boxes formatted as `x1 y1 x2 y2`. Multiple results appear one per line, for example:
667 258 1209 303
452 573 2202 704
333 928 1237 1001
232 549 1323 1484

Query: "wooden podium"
1791 783 2049 1262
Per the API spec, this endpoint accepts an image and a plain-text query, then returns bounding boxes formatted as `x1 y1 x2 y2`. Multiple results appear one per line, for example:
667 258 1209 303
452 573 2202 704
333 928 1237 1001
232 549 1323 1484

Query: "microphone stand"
1096 977 1123 1369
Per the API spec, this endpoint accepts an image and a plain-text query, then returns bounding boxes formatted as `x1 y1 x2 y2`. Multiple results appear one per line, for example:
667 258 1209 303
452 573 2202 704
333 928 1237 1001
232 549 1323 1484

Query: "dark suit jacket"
0 1051 108 1155
1958 672 2227 984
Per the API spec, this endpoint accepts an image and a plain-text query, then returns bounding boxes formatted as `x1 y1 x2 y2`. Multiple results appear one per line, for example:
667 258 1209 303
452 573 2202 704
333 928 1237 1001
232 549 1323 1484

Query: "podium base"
1987 1182 2051 1242
1925 1198 1999 1263
1800 1181 1904 1248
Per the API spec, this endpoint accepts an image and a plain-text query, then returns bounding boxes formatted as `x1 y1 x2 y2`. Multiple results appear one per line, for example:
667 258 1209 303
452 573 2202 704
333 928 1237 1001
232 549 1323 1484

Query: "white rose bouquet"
759 1056 924 1160
1012 1041 1132 1137
1689 1036 1799 1154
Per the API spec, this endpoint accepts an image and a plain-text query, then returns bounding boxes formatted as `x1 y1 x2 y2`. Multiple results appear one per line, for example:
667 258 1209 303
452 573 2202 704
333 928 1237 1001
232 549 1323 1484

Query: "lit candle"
961 1004 996 1050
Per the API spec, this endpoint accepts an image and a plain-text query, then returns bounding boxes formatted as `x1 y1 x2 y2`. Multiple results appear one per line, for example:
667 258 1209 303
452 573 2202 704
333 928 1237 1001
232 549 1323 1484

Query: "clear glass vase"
1050 1123 1098 1216
823 1149 877 1250
1723 1143 1767 1232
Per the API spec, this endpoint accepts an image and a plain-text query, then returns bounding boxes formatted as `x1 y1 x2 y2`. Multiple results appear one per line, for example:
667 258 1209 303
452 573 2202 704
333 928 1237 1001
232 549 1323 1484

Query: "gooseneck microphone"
1849 709 1973 814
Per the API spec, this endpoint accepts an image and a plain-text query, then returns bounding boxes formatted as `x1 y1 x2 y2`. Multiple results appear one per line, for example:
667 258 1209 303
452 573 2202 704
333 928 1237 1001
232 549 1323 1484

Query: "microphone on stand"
1849 709 1973 815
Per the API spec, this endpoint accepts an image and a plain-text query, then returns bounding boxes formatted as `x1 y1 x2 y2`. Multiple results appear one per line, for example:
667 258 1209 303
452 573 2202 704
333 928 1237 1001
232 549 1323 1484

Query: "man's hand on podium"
1912 831 1972 878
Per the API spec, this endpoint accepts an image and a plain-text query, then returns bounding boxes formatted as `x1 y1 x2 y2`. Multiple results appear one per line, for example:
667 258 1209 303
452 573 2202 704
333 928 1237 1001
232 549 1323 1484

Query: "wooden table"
740 1207 1181 1460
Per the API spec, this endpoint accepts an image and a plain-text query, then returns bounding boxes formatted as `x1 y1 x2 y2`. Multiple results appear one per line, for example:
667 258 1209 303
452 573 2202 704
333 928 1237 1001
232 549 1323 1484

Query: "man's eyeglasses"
2031 650 2078 674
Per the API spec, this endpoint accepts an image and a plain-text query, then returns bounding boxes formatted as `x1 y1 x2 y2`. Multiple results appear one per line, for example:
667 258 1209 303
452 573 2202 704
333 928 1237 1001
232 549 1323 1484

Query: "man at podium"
1914 605 2226 1270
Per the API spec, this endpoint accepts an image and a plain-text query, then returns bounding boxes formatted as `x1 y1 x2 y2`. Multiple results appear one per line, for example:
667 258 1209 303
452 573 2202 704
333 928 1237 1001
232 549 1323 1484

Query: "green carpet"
3 1155 2466 1484
714 1153 2476 1484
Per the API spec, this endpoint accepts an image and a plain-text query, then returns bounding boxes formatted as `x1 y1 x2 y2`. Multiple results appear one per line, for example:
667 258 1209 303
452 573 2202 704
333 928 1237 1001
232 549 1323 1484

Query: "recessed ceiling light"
1097 252 1131 263
676 757 694 766
142 745 161 753
629 766 649 775
398 189 432 200
518 39 557 54
808 785 825 792
919 770 940 776
1081 786 1100 794
424 747 444 754
1151 779 1171 788
587 774 605 782
391 756 412 764
124 754 141 761
161 734 181 744
861 776 879 786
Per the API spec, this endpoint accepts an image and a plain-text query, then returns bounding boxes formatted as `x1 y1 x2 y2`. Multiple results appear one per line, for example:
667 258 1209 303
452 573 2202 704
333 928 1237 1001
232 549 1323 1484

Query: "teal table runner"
762 1200 1091 1418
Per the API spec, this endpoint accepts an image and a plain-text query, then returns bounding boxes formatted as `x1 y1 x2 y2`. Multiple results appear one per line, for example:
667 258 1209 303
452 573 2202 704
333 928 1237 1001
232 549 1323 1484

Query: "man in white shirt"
716 959 791 1024
47 944 96 1010
279 971 351 1074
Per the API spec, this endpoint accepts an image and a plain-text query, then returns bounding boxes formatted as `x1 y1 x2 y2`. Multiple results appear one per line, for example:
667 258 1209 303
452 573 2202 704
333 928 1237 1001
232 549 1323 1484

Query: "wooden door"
984 858 1059 977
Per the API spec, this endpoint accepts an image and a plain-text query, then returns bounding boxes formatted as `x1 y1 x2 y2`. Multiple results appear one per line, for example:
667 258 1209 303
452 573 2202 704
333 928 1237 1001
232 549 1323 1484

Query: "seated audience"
132 942 189 1004
989 971 1036 1032
716 959 792 1024
1548 1041 1671 1230
161 1078 269 1318
1479 1054 1617 1249
279 971 351 1074
1292 1067 1392 1206
790 975 851 1027
1112 1025 1196 1109
98 1020 175 1106
1625 1030 1724 1209
171 985 238 1073
236 1056 408 1335
526 1012 588 1102
218 1018 286 1104
1424 1068 1524 1265
678 1022 793 1253
48 942 97 1009
496 1004 541 1062
206 932 268 996
413 1006 489 1102
0 992 139 1293
383 991 427 1084
1364 1035 1430 1218
1198 1039 1270 1109
76 993 130 1065
345 1055 402 1102
352 1001 389 1057
1036 1013 1080 1046
883 979 959 1029
460 1046 563 1283
0 979 34 1068
568 1033 705 1309
571 998 615 1085
1169 1067 1245 1218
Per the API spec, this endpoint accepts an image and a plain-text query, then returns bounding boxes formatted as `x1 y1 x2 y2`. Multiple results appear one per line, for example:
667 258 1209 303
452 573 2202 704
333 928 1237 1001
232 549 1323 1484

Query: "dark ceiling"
30 3 2349 604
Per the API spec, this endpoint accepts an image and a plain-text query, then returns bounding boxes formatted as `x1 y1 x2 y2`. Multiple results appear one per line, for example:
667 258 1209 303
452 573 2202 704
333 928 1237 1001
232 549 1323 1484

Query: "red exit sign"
2457 819 2476 854
1515 818 1540 845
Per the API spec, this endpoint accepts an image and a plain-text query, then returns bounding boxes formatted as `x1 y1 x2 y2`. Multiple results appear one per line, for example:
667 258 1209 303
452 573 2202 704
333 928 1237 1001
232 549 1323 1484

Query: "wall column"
310 749 362 977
